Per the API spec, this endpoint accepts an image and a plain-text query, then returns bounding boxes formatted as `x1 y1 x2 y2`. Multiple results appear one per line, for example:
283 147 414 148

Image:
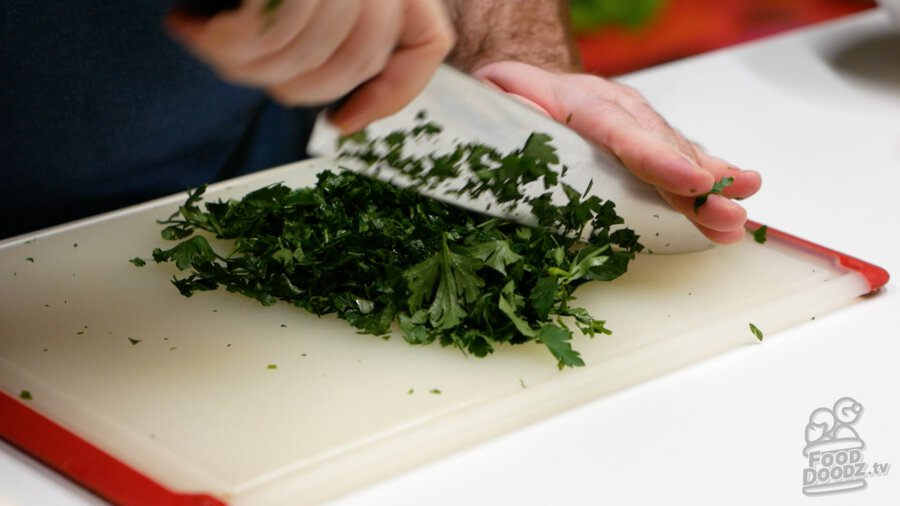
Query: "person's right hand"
166 0 456 134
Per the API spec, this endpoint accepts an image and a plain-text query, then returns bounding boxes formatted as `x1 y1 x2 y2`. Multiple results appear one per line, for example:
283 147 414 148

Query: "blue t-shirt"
0 2 315 238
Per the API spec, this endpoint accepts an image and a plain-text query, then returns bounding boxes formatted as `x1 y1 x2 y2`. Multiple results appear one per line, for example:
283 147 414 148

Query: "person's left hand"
473 61 762 245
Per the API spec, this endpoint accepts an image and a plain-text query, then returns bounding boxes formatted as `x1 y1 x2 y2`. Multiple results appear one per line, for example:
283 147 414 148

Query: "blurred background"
572 0 876 75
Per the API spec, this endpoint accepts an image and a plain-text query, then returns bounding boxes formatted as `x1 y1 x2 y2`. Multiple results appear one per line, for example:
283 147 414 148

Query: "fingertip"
694 152 762 199
739 168 763 188
723 168 763 199
327 84 388 134
331 44 444 134
326 105 368 135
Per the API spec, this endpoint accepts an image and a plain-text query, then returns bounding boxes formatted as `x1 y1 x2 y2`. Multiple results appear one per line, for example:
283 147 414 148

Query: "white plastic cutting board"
0 158 877 505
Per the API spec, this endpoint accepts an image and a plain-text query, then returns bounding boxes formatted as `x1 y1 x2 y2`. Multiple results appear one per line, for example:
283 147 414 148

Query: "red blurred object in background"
576 0 876 76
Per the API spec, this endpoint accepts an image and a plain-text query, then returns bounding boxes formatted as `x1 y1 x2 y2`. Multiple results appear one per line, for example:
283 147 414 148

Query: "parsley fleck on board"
753 225 768 244
749 323 764 341
148 118 643 369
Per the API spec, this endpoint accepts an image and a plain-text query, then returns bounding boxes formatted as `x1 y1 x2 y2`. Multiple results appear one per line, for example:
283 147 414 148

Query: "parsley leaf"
694 176 735 213
749 323 764 341
753 225 768 244
406 236 484 330
152 235 217 271
529 277 559 321
467 240 523 275
537 323 585 369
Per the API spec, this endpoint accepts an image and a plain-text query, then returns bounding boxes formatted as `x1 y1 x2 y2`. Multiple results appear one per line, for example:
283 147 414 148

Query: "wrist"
444 1 581 73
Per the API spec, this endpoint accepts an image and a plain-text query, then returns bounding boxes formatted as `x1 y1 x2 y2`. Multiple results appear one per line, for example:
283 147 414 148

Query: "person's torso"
0 1 313 238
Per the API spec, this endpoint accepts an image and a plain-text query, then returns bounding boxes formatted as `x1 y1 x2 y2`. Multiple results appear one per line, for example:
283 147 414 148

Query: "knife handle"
172 0 242 17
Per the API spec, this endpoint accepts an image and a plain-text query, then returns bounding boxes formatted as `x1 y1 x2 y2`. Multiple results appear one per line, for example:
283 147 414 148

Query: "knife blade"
308 64 713 254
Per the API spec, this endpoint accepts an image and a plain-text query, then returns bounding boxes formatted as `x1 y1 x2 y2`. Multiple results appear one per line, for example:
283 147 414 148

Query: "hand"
166 0 455 133
473 61 762 245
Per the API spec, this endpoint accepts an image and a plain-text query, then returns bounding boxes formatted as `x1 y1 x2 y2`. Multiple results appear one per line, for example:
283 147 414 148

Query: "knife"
168 1 710 253
308 65 713 254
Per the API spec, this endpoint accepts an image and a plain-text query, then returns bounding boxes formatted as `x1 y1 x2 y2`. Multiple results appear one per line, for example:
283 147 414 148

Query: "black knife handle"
172 0 242 17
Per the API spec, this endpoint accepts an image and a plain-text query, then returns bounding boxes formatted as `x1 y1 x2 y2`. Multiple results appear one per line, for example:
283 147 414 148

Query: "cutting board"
0 159 888 505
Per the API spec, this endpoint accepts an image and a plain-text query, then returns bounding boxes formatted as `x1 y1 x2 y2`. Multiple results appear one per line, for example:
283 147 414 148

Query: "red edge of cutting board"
0 222 889 505
745 220 890 291
0 390 226 506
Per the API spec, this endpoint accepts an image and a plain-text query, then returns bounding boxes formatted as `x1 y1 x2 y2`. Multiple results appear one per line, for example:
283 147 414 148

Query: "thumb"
473 71 553 118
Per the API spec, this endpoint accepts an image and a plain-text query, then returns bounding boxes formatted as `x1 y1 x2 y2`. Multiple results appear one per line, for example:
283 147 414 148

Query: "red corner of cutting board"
0 390 227 506
745 220 890 292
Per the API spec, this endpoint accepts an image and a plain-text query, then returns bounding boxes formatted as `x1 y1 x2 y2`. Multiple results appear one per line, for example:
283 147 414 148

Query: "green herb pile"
149 118 642 368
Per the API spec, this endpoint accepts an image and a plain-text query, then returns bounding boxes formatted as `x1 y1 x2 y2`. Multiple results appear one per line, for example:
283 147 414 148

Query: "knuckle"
615 82 646 101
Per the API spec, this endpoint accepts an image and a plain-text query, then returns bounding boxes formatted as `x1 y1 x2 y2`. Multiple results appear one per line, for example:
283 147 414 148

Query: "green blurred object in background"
570 0 666 32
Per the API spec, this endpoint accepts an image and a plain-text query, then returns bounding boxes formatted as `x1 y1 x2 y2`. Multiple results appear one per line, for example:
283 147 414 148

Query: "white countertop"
2 9 898 506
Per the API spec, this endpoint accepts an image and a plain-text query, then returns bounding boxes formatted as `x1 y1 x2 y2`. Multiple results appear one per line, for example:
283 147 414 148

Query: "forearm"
443 0 581 73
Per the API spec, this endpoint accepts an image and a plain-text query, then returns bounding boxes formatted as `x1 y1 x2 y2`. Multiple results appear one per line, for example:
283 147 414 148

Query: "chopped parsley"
128 338 141 346
130 257 147 267
749 323 764 341
148 117 642 368
694 176 735 213
19 390 32 401
753 225 768 244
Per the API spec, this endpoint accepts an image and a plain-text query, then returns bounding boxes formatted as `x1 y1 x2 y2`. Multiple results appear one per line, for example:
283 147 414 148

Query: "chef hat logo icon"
802 397 873 496
803 397 865 456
